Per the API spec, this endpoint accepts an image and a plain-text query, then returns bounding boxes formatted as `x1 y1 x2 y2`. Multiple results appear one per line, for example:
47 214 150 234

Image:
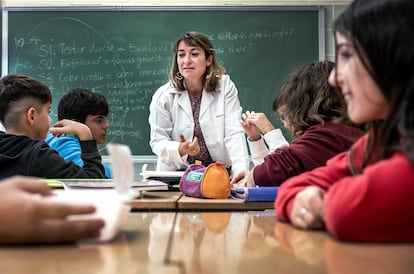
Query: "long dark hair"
273 60 349 138
333 0 414 172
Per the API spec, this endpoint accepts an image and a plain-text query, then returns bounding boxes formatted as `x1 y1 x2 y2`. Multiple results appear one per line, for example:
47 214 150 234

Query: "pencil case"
179 161 231 199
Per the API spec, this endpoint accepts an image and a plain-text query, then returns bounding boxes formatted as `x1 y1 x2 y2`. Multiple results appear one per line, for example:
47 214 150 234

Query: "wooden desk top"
2 211 413 274
166 212 414 274
177 195 274 211
130 191 274 211
52 180 274 211
130 191 182 211
0 212 179 274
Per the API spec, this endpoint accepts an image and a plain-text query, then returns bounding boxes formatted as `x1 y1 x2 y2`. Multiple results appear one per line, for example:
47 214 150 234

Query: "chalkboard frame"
2 5 325 157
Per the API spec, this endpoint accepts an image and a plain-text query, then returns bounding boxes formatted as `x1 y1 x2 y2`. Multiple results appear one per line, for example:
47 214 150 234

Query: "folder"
230 186 279 202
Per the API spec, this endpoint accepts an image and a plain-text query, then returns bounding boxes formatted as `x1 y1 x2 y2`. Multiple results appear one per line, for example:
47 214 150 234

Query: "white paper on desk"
107 143 134 198
49 189 131 242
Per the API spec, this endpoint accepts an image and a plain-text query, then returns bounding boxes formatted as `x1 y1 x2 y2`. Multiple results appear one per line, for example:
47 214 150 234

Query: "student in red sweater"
275 0 414 242
231 61 364 187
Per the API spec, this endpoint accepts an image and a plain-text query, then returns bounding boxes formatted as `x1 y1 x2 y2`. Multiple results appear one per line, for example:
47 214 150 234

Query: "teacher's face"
329 33 389 124
177 41 212 82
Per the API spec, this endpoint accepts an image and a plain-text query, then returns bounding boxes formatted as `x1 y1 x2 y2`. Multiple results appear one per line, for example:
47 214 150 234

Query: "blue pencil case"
230 186 279 202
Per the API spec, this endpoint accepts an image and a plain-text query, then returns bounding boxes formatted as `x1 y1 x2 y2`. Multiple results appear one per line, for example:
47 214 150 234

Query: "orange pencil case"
179 161 231 199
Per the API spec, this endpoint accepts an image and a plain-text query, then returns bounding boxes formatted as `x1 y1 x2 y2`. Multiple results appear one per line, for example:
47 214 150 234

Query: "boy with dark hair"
0 74 105 179
46 88 112 178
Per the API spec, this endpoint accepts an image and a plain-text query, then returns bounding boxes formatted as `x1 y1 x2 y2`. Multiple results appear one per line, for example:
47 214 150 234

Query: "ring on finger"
300 207 307 218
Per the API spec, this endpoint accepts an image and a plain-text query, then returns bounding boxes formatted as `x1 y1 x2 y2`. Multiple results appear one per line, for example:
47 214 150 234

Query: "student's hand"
178 134 200 157
231 170 255 187
0 176 104 244
50 119 93 141
241 111 261 141
289 186 326 230
244 111 275 135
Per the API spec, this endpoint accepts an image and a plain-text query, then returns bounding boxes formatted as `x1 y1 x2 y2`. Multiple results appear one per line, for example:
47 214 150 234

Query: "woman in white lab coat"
148 31 249 176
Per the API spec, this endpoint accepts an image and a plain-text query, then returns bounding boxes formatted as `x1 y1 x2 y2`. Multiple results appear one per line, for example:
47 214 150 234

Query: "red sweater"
253 121 364 186
275 134 414 242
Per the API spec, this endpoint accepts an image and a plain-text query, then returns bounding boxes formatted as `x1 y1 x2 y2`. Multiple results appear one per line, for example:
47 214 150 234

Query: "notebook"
230 186 279 202
140 164 184 190
58 179 168 191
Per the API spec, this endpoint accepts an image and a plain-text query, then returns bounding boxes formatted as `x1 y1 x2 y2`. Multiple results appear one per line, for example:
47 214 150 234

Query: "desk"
130 191 182 211
2 211 414 274
130 191 274 211
57 180 274 212
0 212 180 274
177 195 274 211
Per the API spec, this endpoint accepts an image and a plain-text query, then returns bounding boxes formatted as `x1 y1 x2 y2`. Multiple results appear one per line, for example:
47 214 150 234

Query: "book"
50 179 169 202
59 179 169 191
230 186 279 202
140 167 184 190
140 170 184 183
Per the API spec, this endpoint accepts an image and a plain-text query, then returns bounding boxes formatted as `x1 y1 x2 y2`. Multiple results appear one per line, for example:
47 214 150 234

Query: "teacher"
148 31 249 176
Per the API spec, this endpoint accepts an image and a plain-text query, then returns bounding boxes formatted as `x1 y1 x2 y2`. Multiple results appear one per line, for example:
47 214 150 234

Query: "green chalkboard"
3 6 323 155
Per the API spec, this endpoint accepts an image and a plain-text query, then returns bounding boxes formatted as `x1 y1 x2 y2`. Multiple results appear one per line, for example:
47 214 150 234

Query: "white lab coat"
148 75 249 176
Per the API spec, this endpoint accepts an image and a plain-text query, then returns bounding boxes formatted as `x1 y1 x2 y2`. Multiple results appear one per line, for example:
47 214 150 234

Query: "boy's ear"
25 107 37 126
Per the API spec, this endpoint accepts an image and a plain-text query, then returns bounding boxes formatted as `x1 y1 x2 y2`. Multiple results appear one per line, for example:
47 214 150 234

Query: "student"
46 88 112 178
0 74 105 179
241 109 289 166
232 61 364 187
0 176 104 244
275 0 414 242
148 31 249 176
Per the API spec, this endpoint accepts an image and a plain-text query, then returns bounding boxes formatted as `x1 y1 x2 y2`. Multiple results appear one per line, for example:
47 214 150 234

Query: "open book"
58 179 168 191
230 186 279 202
45 179 168 191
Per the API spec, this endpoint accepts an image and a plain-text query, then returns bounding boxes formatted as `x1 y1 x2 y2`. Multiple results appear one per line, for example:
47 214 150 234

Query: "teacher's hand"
179 134 200 156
